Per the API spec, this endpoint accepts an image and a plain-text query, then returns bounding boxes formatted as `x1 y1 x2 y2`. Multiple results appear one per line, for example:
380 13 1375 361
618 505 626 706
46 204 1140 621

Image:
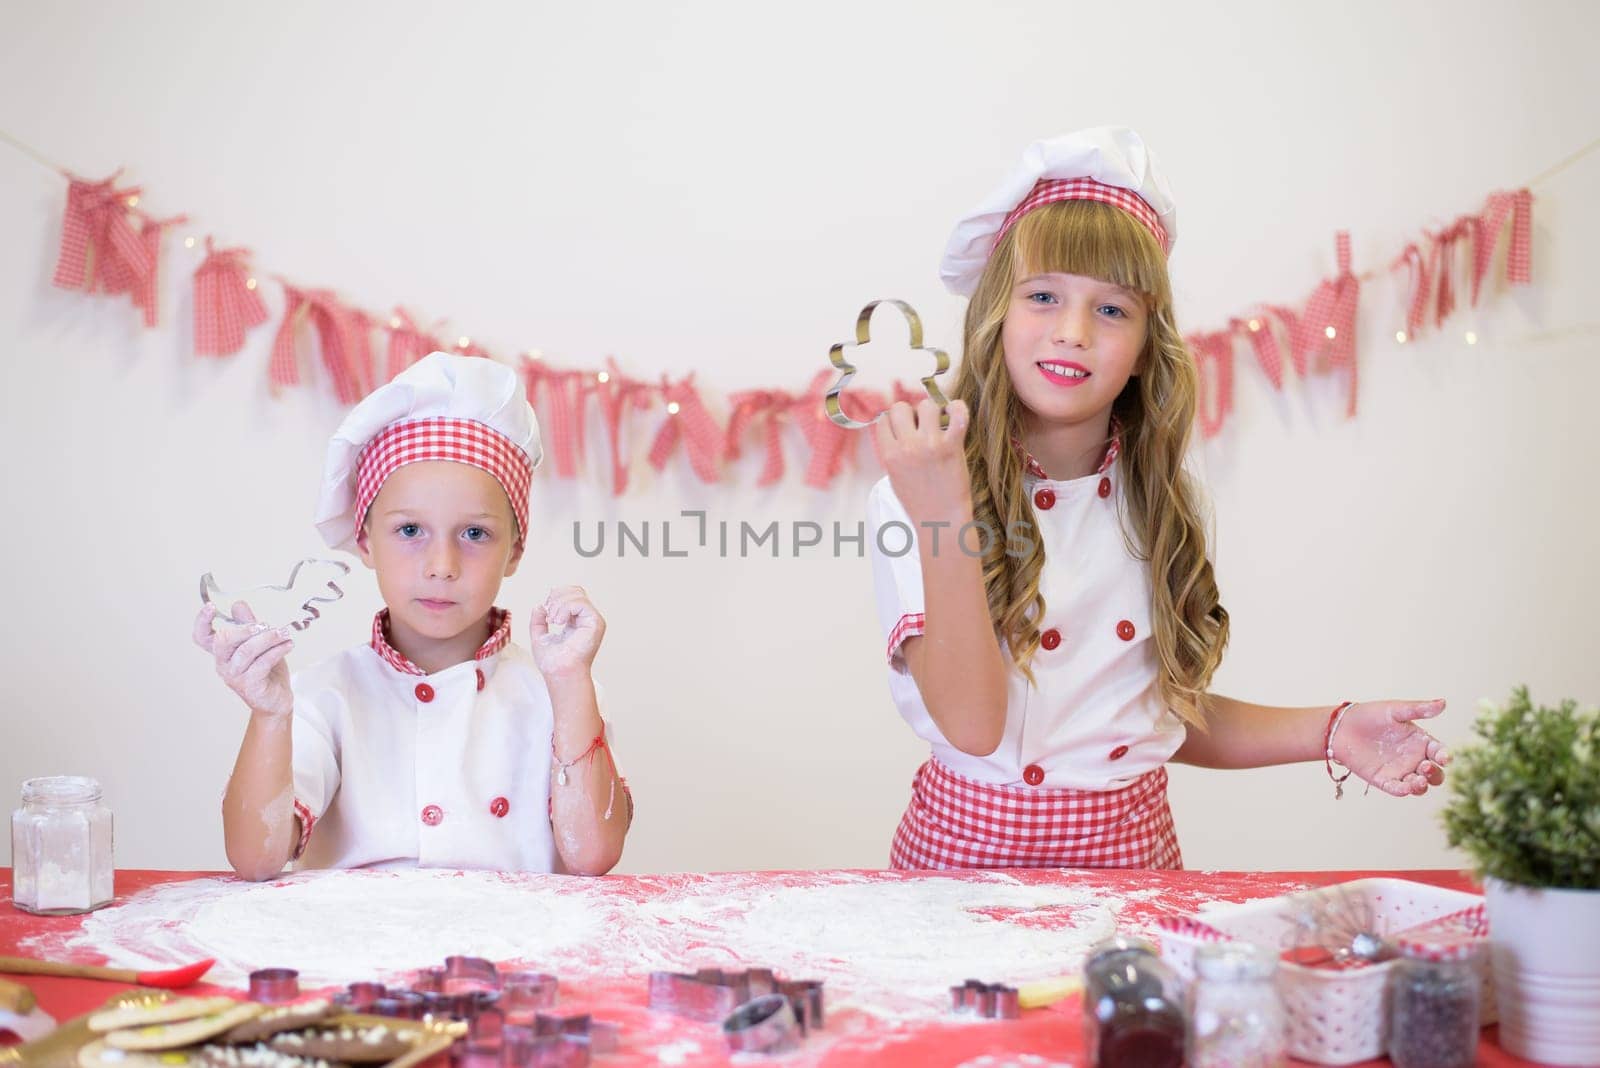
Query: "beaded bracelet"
1324 701 1357 799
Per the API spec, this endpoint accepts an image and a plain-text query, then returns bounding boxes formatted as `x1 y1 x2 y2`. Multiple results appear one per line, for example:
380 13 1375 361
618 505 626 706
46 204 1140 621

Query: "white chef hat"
314 352 543 554
938 126 1178 297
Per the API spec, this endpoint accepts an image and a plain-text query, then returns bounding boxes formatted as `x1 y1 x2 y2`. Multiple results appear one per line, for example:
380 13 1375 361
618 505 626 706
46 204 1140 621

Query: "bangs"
1008 200 1170 305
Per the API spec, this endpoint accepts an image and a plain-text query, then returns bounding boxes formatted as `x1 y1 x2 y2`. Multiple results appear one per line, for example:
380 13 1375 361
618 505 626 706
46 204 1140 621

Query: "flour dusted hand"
193 602 295 718
529 586 605 680
1333 699 1450 797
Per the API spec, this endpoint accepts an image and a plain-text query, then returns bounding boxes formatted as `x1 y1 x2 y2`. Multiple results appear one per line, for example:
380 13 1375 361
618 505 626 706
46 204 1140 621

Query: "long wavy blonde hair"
950 199 1229 728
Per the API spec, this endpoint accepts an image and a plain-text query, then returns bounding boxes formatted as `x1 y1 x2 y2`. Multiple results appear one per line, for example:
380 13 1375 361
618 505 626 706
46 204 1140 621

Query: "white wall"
1 0 1596 875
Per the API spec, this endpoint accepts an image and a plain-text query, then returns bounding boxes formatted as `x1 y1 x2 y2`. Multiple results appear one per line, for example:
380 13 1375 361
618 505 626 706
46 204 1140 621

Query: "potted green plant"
1442 686 1599 1065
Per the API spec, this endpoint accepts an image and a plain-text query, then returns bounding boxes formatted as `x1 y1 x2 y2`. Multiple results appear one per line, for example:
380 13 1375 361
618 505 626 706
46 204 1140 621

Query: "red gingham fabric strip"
1234 315 1283 390
1296 233 1361 416
1508 189 1532 284
523 362 588 480
796 369 883 490
1190 330 1236 438
647 376 725 483
369 607 513 676
383 310 443 384
889 758 1183 870
886 612 927 666
53 175 153 294
594 362 651 496
1393 242 1433 336
995 177 1170 255
1473 189 1535 299
194 240 269 357
355 416 534 542
726 390 793 488
291 798 316 860
268 286 369 404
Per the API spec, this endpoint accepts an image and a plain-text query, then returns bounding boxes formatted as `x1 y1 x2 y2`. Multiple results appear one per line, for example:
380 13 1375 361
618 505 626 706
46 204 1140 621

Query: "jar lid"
1195 941 1278 980
1396 937 1485 963
21 776 102 804
1086 935 1159 964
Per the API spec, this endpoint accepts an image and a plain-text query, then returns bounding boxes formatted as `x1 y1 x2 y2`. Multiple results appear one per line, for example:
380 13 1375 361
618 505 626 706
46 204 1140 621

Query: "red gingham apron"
890 757 1183 870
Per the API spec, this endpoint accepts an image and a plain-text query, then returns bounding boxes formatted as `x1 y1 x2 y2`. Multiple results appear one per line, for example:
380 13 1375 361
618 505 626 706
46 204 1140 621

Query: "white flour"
48 869 1131 1017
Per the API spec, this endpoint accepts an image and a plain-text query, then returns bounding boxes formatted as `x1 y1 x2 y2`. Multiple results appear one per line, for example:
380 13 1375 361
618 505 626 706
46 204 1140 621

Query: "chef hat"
938 126 1178 297
314 352 542 554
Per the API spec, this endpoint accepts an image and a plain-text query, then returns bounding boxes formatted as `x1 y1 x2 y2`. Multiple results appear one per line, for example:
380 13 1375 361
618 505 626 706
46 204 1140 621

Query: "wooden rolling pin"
0 955 214 988
0 977 36 1015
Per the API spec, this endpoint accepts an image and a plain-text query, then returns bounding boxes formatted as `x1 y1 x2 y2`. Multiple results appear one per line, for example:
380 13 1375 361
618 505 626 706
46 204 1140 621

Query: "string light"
245 277 257 291
183 236 196 249
1248 319 1262 332
597 371 610 384
666 401 681 415
1324 326 1337 340
1465 330 1478 345
526 349 543 361
389 316 402 329
1395 330 1408 344
125 195 139 208
457 336 471 348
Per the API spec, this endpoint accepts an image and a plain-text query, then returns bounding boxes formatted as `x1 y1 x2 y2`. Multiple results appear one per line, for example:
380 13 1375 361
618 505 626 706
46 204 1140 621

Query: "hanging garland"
35 149 1539 488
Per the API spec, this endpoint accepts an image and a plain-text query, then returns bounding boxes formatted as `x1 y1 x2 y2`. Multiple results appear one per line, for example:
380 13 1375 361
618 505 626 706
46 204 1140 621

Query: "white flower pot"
1483 877 1600 1066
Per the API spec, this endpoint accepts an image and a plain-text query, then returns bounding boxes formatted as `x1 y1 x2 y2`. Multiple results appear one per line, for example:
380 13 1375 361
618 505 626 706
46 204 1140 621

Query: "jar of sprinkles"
1386 936 1483 1068
1188 941 1287 1067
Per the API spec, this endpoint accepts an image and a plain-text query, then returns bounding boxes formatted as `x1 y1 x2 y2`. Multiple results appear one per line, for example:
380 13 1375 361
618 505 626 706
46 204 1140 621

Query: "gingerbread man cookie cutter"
823 299 952 430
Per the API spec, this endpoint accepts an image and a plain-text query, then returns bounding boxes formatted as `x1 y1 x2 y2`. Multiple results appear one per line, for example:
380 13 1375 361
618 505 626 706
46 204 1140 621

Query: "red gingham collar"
1015 421 1121 482
370 607 512 677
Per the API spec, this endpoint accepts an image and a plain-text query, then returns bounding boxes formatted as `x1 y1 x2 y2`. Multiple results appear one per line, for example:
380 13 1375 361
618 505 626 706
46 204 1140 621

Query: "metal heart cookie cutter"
201 558 350 632
823 299 952 430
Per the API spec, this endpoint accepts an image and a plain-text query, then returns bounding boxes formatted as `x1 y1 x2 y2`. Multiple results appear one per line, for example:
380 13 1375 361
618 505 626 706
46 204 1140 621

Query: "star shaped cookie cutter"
200 558 351 632
823 299 952 430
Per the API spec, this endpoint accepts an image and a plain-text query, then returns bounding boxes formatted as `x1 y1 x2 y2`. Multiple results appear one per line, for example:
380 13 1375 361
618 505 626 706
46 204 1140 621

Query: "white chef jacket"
867 452 1186 790
289 618 564 872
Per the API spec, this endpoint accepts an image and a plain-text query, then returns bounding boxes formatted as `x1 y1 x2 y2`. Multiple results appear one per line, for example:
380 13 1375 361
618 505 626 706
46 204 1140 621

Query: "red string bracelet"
1324 701 1356 799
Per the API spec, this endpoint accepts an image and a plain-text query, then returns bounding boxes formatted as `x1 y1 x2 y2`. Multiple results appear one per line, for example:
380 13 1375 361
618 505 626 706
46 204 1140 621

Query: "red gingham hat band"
355 417 533 542
995 178 1171 256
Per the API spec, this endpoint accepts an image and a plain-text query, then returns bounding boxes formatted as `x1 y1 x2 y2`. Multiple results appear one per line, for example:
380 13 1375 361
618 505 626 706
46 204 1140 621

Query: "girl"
869 127 1447 869
194 352 631 878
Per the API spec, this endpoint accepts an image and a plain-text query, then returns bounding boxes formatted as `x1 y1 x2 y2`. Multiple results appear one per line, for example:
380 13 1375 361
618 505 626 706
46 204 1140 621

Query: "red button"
1022 764 1045 786
1109 745 1130 761
415 682 435 703
1116 620 1136 641
1098 477 1112 499
476 669 486 692
1033 488 1056 511
489 796 510 818
421 804 443 826
1040 628 1062 651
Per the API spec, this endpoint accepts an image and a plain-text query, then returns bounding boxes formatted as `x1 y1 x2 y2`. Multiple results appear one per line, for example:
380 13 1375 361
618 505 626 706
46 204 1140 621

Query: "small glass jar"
1387 938 1483 1068
10 776 115 915
1082 936 1187 1068
1188 941 1288 1067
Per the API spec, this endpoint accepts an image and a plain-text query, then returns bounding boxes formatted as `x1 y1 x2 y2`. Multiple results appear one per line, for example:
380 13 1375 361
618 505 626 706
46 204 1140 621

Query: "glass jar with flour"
11 776 114 914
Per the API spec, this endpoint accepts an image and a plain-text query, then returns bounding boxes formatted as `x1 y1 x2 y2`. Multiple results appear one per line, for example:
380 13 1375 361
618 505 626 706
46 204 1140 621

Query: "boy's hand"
1333 699 1450 796
193 602 295 719
530 586 605 681
873 398 973 526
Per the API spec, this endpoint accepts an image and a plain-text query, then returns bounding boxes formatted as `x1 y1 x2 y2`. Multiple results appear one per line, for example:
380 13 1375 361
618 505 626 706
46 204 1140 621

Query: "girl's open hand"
873 398 972 526
1333 699 1450 797
193 602 295 718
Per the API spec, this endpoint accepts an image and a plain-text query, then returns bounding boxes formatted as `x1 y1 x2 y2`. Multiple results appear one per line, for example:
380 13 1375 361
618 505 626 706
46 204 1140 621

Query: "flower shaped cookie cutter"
200 558 351 633
823 299 952 429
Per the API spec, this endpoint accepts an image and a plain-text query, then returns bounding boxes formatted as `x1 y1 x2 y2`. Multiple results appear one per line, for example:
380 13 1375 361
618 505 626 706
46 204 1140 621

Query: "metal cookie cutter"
648 968 825 1032
247 967 300 1003
459 1012 620 1067
200 557 351 632
722 993 803 1055
823 299 952 430
950 979 1021 1020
